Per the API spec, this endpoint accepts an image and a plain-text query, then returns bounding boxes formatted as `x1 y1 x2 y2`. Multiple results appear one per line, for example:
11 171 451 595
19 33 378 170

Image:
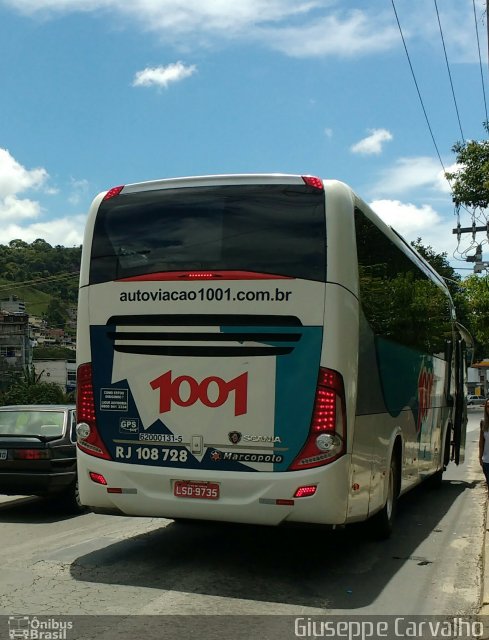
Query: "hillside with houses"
0 239 81 396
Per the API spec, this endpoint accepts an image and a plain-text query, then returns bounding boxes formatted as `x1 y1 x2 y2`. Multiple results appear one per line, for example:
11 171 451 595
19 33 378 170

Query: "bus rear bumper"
77 453 351 526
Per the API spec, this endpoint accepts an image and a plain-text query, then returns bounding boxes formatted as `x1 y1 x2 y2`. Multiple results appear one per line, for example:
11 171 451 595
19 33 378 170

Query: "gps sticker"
119 418 140 433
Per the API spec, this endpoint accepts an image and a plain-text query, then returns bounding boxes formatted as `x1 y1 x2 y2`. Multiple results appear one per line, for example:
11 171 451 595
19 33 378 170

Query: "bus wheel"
369 455 399 539
427 428 451 489
60 478 86 514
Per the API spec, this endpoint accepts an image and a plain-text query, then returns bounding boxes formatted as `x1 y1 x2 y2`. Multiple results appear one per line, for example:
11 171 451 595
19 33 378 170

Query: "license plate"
0 450 7 461
174 480 219 500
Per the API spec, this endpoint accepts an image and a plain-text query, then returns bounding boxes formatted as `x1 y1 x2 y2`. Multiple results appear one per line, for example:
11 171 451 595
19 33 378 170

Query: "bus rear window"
89 184 326 283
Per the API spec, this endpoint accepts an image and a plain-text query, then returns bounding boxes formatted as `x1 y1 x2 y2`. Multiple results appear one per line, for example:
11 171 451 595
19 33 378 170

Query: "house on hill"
33 358 76 394
0 311 32 389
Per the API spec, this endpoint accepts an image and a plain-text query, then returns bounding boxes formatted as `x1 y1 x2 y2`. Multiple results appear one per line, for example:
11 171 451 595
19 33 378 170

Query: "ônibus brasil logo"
8 616 73 640
150 371 248 416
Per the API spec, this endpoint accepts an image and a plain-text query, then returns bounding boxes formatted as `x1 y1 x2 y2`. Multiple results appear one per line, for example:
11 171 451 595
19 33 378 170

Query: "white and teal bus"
76 174 468 537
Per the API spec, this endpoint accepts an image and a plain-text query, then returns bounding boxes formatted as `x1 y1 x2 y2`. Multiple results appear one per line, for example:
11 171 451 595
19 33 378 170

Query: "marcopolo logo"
8 616 73 640
150 371 248 416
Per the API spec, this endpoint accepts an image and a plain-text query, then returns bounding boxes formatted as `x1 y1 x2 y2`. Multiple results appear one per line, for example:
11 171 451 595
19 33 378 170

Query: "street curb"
480 491 489 614
0 495 31 505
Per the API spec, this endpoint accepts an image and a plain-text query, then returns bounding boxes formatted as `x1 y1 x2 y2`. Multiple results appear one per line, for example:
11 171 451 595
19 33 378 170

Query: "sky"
0 0 487 274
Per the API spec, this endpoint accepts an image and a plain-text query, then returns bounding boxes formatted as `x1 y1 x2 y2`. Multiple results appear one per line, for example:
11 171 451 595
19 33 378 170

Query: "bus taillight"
288 367 346 470
76 363 112 460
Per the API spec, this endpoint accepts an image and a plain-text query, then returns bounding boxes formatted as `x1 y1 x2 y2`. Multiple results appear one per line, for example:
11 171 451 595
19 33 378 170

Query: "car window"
0 410 66 437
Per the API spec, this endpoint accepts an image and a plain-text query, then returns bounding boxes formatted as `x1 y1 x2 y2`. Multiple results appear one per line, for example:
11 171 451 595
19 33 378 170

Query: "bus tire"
369 454 399 539
427 427 451 489
60 478 86 514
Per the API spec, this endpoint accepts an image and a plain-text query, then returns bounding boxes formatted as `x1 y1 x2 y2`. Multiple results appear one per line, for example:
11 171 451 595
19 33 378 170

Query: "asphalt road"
0 410 486 639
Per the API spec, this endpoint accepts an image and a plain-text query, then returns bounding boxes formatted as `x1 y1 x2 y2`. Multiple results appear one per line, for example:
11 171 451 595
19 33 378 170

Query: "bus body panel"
76 287 91 364
323 181 358 299
85 278 325 474
77 449 351 524
76 174 465 528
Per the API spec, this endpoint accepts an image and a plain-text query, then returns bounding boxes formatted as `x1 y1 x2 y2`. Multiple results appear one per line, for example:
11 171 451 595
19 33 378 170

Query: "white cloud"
0 148 48 199
351 129 393 155
373 156 452 196
443 162 464 193
133 62 197 89
1 216 85 247
259 11 398 58
0 149 51 226
2 0 480 61
394 0 485 64
370 199 441 235
369 199 457 257
0 0 322 34
68 178 90 205
0 195 42 221
0 148 84 246
0 1 402 58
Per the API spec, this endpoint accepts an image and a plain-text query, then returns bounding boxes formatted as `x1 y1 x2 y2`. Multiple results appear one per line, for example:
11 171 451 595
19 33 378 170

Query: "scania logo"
228 432 282 444
244 434 282 443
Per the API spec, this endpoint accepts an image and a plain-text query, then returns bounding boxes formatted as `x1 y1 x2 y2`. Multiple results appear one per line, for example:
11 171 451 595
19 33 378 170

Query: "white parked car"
466 395 486 406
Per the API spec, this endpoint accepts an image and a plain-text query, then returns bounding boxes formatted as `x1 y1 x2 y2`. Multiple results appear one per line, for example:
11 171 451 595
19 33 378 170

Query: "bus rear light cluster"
288 367 346 470
76 363 112 460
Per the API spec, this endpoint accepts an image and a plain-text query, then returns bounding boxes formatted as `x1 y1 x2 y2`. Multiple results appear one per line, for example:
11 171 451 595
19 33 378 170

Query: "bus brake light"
186 272 217 279
302 176 324 190
103 185 124 200
76 363 112 460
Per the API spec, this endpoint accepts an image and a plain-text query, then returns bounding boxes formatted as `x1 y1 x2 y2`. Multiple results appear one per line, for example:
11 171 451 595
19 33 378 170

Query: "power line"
391 0 482 266
0 271 79 291
473 0 489 123
451 0 489 267
391 0 447 173
487 0 489 90
433 0 465 142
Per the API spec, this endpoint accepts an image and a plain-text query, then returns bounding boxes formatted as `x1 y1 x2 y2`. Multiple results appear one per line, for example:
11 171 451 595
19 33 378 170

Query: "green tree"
410 239 477 353
8 239 29 250
44 297 67 327
445 123 489 209
33 346 75 360
0 366 67 405
457 275 489 359
411 238 462 296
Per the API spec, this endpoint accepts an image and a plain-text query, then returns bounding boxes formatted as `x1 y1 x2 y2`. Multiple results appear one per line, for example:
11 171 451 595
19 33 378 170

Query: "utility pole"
453 222 489 272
